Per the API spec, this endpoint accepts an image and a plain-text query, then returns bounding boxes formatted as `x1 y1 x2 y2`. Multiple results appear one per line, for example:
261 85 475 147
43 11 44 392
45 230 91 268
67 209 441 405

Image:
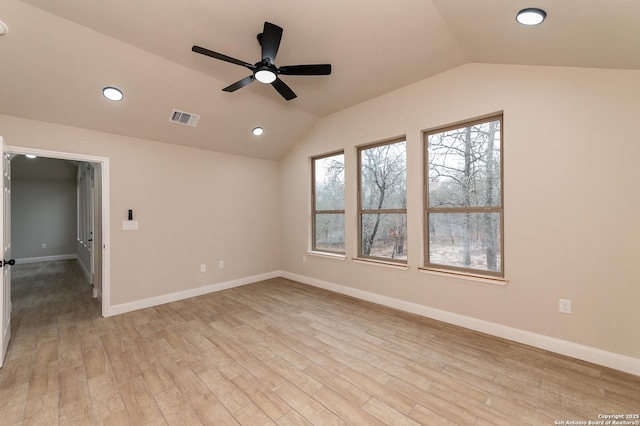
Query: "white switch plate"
200 264 206 273
41 243 46 249
123 220 139 231
218 260 224 269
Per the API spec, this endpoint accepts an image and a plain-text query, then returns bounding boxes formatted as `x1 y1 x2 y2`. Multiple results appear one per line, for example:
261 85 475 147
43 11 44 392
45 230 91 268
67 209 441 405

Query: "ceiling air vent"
169 109 200 127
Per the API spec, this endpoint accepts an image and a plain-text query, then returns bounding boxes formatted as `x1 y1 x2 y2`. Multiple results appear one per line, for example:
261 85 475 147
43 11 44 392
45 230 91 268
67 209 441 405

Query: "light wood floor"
1 261 639 425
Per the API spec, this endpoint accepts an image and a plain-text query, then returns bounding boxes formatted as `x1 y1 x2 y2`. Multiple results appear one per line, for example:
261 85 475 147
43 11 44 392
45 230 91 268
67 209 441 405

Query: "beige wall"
279 63 640 359
0 114 281 306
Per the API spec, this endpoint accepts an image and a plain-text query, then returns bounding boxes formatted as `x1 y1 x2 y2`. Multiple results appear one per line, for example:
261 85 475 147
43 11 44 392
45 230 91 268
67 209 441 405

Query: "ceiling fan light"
255 69 276 84
516 8 546 25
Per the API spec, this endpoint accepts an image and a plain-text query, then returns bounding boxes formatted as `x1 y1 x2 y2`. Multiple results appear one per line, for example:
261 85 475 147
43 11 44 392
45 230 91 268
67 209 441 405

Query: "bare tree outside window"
358 139 407 262
425 116 503 276
312 152 345 253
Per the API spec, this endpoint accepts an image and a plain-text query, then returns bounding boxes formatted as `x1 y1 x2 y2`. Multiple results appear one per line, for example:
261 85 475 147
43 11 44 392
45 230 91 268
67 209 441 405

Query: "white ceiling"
0 0 638 160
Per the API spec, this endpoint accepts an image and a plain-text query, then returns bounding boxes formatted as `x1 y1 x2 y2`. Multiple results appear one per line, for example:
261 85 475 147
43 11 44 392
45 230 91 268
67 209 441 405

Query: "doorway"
5 146 110 317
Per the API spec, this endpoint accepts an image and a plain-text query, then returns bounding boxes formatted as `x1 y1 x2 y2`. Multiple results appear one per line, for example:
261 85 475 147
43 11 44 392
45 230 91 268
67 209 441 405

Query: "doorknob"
1 259 15 267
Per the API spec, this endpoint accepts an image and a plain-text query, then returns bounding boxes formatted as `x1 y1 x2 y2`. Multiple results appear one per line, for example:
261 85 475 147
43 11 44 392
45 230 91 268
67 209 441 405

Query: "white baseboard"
281 271 640 377
107 271 280 317
15 254 78 264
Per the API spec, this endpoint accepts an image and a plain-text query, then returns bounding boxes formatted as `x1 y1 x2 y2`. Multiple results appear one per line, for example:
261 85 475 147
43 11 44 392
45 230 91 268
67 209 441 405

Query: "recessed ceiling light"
25 154 37 159
516 8 547 26
102 86 123 101
0 20 8 35
252 127 264 136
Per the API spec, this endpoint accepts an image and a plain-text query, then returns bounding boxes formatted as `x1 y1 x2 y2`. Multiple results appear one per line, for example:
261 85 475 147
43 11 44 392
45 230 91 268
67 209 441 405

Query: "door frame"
7 146 111 317
1 139 11 367
89 165 95 287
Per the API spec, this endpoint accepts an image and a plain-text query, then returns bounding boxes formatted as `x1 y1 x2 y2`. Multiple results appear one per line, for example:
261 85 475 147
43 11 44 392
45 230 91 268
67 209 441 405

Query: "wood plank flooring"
1 260 639 425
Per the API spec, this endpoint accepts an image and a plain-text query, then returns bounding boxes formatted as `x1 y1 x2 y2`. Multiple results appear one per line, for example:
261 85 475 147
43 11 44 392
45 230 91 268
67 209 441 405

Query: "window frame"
423 114 504 278
357 137 408 264
311 151 346 255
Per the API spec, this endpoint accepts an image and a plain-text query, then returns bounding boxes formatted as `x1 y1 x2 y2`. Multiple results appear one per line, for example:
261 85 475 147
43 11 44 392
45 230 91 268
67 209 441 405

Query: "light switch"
123 220 139 231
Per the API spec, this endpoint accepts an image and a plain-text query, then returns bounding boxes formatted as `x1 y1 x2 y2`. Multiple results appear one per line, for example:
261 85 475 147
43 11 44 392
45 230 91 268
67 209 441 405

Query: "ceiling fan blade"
271 78 297 101
278 64 332 76
261 22 283 64
192 45 254 69
222 75 255 92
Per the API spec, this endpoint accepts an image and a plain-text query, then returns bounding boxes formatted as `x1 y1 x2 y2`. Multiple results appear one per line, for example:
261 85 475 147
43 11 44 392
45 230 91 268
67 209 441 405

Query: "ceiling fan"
192 22 331 101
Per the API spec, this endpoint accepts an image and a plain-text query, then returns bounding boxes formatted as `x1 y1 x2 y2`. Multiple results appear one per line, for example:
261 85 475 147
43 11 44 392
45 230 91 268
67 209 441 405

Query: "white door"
0 138 13 368
89 165 95 286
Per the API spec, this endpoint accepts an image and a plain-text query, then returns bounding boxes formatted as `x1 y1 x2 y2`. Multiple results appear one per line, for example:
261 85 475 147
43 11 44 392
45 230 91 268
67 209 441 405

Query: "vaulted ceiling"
1 0 638 160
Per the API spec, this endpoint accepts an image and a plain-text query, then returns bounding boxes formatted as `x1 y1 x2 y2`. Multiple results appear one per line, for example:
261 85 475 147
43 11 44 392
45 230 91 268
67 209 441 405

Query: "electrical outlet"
302 255 307 264
218 260 224 269
41 243 46 249
559 299 572 314
200 264 206 273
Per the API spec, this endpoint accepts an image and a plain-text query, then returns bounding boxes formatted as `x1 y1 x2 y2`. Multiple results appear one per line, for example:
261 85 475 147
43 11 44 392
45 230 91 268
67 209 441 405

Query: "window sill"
418 267 508 286
307 251 347 261
352 258 409 270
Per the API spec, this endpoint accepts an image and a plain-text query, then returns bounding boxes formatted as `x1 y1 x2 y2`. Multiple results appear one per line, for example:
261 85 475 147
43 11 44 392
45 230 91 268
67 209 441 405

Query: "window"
312 152 345 254
424 115 503 276
358 138 407 262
